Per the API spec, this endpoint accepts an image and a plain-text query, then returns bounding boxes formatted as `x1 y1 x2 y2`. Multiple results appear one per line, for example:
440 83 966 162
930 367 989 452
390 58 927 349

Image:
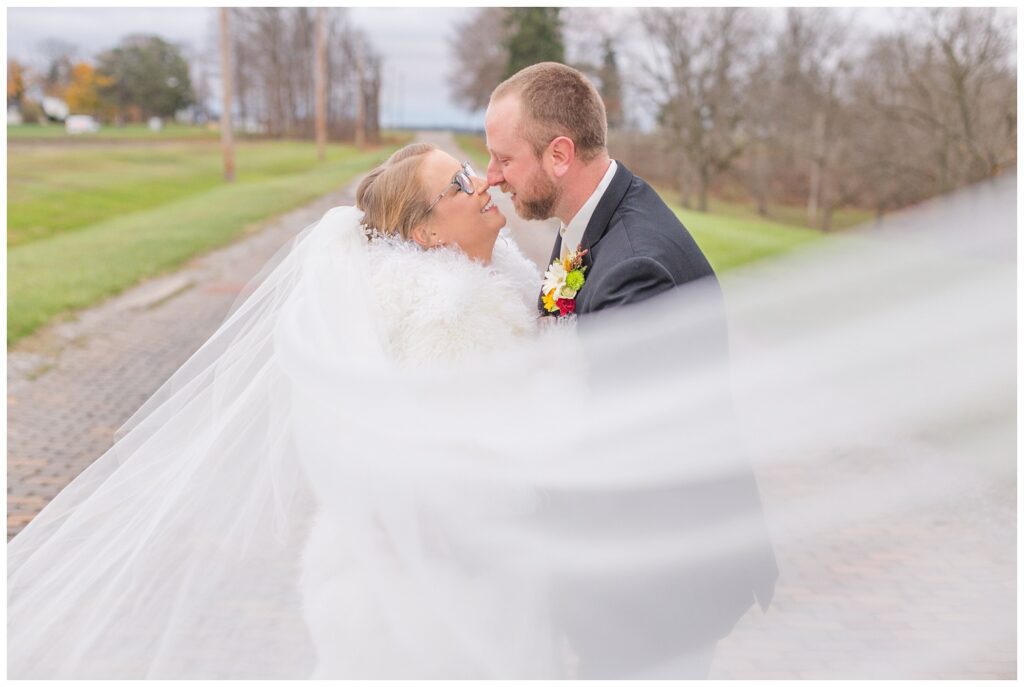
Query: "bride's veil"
7 206 381 678
7 175 1015 678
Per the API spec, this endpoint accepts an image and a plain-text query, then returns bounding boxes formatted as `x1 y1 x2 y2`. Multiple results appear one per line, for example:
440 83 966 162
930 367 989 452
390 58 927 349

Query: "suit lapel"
535 163 633 316
579 162 634 252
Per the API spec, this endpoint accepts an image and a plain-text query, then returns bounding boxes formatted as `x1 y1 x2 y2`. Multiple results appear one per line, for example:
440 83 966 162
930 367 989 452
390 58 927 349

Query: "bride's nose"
471 176 489 194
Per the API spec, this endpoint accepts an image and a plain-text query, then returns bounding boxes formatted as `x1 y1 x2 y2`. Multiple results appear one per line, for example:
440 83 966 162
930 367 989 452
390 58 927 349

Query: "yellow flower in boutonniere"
542 288 558 312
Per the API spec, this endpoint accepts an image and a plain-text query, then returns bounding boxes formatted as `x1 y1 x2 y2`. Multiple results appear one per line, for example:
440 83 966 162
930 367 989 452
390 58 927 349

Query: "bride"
351 142 542 363
8 141 1012 679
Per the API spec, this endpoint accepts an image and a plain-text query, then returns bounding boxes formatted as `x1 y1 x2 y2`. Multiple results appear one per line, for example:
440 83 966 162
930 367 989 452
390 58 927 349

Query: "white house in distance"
41 96 69 122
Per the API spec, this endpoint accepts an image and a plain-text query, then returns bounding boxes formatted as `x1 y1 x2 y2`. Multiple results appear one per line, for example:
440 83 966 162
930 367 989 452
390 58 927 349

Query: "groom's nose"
486 157 504 187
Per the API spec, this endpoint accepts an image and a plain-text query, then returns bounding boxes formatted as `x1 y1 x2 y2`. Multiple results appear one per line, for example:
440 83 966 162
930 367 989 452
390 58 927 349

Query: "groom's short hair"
491 62 607 163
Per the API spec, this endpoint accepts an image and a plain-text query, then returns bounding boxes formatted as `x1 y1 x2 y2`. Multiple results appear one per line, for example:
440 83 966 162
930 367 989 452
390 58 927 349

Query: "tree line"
209 8 381 143
8 36 193 124
7 8 382 144
450 7 1016 229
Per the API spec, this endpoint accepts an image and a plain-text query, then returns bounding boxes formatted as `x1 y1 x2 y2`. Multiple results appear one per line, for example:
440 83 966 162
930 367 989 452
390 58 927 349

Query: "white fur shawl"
364 231 541 364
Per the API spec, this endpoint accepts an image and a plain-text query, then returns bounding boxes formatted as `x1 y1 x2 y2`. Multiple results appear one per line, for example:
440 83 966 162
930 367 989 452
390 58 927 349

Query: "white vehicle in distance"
65 115 101 134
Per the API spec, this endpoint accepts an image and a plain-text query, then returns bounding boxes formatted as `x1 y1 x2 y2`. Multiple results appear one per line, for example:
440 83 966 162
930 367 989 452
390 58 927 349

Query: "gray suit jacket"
539 162 717 316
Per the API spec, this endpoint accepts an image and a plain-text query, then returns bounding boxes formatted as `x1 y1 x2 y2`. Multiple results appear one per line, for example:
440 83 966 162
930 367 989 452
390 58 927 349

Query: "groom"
485 62 777 678
484 61 716 316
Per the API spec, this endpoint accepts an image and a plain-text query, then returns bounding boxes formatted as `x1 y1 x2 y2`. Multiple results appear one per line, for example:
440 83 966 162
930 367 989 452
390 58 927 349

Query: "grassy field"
653 187 872 233
8 136 409 344
8 122 223 140
454 132 822 271
9 140 359 246
671 204 821 272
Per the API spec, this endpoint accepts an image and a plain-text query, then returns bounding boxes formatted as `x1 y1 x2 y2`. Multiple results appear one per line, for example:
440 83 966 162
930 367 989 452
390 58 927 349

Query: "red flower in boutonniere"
556 298 576 316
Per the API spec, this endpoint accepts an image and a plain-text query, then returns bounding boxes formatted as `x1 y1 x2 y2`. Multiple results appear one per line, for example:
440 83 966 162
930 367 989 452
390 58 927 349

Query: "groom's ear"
548 136 575 178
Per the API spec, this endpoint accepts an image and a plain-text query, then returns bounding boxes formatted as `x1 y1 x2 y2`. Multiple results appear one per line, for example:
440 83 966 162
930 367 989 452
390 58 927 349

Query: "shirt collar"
559 160 618 257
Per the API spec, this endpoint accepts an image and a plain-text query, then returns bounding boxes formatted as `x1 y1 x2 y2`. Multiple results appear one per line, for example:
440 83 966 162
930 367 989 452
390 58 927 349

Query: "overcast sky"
6 6 960 129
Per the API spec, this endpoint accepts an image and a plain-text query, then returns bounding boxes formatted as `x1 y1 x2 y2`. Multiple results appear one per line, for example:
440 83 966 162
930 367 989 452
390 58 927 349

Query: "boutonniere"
542 245 589 316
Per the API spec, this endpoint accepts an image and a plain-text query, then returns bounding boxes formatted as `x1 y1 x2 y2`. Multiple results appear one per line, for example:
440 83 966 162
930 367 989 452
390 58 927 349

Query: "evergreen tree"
597 38 623 129
502 8 565 78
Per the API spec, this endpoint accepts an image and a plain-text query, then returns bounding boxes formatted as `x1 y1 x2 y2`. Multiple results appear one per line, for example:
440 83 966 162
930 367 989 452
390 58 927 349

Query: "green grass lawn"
670 204 821 272
653 187 872 233
8 138 408 344
8 122 223 141
8 140 365 246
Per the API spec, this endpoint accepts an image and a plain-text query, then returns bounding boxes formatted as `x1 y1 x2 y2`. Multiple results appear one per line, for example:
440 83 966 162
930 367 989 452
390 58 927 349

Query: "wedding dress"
291 221 548 677
7 175 1015 678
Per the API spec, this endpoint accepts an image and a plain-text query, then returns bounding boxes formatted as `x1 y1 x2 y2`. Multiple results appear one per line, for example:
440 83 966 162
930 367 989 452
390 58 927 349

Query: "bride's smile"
412 150 507 263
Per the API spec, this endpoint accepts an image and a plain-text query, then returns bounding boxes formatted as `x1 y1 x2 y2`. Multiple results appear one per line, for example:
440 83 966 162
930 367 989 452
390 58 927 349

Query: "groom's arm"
585 256 676 313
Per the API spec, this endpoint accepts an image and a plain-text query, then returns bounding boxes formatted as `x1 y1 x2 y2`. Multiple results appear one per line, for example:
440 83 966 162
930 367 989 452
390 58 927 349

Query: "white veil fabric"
7 175 1015 678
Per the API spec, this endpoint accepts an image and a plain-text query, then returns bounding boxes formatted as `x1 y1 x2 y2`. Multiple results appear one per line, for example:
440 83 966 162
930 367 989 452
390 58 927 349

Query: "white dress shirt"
559 160 618 260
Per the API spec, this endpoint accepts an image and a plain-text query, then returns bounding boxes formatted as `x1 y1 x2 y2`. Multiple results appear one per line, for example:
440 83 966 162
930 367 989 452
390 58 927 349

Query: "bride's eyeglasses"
427 161 478 213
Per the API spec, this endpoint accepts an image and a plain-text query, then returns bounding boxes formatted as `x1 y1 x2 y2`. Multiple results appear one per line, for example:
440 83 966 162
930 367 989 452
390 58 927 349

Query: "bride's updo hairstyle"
356 142 438 240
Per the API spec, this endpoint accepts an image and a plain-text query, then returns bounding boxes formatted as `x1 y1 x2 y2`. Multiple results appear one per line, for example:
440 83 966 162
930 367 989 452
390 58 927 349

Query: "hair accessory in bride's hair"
360 221 387 242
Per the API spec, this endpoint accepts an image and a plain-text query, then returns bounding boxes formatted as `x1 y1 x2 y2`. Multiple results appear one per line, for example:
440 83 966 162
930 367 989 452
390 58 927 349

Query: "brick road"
7 133 1015 678
7 163 365 539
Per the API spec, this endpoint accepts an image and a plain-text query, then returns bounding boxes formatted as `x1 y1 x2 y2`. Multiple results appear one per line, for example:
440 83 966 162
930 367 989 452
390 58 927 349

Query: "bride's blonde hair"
356 142 437 240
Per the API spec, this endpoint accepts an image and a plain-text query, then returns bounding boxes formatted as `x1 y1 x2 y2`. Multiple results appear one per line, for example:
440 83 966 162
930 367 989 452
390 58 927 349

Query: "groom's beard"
506 170 559 221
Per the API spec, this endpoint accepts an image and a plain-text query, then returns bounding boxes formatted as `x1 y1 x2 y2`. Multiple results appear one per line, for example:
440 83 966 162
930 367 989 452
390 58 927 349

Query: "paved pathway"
6 132 1014 678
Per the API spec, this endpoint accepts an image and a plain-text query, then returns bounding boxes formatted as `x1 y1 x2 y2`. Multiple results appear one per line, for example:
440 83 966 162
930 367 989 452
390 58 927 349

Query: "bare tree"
868 8 1015 196
638 8 761 212
448 8 509 111
222 8 377 143
289 7 316 137
325 12 358 140
363 49 382 145
37 39 77 97
782 9 859 228
315 7 327 161
615 7 1014 227
228 8 252 127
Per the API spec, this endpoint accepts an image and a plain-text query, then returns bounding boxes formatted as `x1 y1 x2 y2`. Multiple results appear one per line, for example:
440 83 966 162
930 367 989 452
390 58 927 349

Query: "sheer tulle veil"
7 175 1015 678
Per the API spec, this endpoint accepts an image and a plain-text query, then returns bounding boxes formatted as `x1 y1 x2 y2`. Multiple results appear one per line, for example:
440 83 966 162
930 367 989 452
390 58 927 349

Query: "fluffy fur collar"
365 231 541 364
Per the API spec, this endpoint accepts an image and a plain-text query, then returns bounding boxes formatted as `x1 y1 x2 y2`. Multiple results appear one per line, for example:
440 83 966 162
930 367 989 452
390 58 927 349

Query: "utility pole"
354 33 366 150
218 8 235 182
314 7 327 162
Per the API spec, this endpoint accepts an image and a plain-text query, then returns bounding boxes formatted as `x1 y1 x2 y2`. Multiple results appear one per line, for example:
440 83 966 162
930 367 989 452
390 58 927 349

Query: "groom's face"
484 95 559 221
